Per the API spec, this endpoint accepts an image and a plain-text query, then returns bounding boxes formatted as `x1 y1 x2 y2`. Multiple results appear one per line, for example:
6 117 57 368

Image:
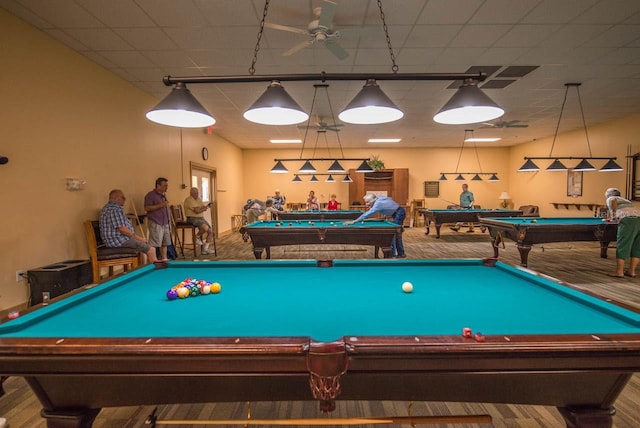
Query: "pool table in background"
479 216 618 267
276 209 364 222
244 219 400 259
419 208 523 238
2 260 640 427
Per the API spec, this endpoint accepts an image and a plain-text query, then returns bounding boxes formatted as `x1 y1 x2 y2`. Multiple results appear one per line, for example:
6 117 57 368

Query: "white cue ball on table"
402 281 413 293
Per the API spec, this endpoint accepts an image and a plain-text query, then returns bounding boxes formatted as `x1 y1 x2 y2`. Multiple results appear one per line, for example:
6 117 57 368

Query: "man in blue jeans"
345 193 406 258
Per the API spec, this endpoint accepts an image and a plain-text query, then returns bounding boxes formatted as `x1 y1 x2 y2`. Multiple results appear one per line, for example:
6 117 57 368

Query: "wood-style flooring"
2 224 640 427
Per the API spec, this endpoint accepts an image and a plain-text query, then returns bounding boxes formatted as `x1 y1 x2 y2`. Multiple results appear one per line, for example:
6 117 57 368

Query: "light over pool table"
276 210 364 221
479 216 618 267
2 259 640 427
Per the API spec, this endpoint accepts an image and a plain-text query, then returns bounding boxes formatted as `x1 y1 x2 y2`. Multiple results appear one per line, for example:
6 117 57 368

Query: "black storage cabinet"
27 259 92 306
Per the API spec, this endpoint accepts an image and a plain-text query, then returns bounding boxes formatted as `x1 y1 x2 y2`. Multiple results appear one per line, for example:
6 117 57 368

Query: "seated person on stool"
450 183 475 233
271 189 286 211
99 189 160 264
183 187 215 255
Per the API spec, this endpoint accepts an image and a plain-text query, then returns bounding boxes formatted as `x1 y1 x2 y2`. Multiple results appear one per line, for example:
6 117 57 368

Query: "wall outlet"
16 270 25 282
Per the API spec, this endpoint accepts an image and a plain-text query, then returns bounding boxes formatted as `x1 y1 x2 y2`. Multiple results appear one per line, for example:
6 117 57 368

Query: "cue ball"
402 282 413 293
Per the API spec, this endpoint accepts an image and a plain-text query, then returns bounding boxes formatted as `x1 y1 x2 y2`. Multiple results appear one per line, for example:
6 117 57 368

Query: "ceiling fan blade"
481 122 497 127
509 124 529 128
318 0 337 29
324 40 349 60
336 27 367 39
264 22 308 35
283 40 314 56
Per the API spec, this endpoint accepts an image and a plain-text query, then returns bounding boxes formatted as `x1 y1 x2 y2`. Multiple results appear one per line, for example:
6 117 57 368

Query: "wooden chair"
411 199 426 227
518 205 540 217
170 204 198 258
84 220 140 283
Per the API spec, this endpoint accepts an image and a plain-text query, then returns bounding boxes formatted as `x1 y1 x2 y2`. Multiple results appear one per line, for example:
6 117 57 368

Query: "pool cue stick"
165 195 184 259
130 200 147 240
146 414 492 425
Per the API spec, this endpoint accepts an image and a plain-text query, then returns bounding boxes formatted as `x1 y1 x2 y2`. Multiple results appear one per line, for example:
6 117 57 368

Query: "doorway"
190 162 217 237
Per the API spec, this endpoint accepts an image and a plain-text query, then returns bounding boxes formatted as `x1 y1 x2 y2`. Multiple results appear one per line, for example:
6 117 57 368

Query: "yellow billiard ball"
402 282 413 293
210 282 222 294
531 219 538 223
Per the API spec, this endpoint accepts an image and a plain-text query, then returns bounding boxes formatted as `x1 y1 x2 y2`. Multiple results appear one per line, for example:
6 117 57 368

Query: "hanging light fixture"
326 175 335 182
342 174 353 183
310 175 319 182
546 159 567 172
438 130 499 181
243 81 308 125
327 160 346 173
292 174 302 182
518 83 622 173
356 160 374 172
146 82 216 128
298 160 317 173
433 79 504 125
270 160 288 173
339 79 404 124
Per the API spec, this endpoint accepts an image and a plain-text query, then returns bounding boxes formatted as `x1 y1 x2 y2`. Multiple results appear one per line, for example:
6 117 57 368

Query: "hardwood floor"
2 225 640 427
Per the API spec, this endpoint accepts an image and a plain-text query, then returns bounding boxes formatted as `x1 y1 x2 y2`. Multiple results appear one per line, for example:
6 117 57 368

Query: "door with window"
190 164 217 236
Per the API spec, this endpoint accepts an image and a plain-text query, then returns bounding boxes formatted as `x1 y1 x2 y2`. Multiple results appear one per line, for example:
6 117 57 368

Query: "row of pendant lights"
146 77 504 128
518 157 623 172
271 158 374 174
438 173 500 181
293 174 353 183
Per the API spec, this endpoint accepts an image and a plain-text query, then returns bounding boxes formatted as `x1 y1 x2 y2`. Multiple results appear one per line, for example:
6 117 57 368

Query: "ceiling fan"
298 116 343 132
264 0 361 59
481 119 529 129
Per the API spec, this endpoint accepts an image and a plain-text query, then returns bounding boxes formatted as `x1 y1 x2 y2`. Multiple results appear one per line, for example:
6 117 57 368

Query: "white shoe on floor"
195 237 203 245
0 417 8 428
201 248 213 255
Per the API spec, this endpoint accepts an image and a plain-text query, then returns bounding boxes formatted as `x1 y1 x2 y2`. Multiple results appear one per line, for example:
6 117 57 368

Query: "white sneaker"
0 417 7 428
195 237 203 245
201 248 212 255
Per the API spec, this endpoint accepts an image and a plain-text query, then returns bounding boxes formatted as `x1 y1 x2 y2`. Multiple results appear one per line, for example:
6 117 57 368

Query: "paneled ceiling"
2 0 640 149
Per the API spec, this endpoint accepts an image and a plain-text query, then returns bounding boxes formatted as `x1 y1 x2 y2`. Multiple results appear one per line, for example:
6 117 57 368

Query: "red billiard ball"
462 327 472 338
7 311 19 319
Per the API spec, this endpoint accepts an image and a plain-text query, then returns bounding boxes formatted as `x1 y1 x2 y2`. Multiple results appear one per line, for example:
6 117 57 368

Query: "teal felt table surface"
2 259 639 342
246 219 397 228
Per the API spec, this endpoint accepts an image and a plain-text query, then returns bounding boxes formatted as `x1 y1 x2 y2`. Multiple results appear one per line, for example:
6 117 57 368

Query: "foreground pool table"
2 260 640 427
276 209 364 221
245 219 400 259
480 216 618 267
419 208 523 238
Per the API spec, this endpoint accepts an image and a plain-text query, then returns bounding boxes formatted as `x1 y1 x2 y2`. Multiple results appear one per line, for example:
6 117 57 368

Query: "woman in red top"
327 194 339 211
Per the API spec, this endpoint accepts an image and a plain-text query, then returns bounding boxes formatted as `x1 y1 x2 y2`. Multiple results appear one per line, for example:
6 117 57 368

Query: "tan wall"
243 147 512 209
508 113 640 217
0 11 243 311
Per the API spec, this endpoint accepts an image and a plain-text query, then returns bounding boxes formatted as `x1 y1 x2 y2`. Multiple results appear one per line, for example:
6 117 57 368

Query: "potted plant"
367 155 385 171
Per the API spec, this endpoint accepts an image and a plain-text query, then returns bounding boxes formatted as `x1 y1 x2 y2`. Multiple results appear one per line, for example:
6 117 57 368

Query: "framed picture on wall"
567 169 583 197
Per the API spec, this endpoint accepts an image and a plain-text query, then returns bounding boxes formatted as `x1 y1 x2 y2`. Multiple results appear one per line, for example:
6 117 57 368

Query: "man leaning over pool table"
345 193 406 258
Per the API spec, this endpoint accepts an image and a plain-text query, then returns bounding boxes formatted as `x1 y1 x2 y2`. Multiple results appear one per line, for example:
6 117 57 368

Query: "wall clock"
201 147 208 161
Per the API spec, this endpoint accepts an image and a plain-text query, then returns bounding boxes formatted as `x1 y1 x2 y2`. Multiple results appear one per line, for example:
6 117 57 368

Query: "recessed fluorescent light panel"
464 137 501 142
270 139 302 144
368 138 401 143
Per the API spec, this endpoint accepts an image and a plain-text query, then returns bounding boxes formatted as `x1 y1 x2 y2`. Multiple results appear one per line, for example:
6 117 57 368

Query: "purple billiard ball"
166 289 178 300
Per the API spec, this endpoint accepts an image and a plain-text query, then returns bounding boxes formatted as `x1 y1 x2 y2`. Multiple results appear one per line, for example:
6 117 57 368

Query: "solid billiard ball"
474 332 486 342
166 289 178 300
402 282 413 293
210 282 222 293
531 219 538 223
7 311 19 319
177 287 189 299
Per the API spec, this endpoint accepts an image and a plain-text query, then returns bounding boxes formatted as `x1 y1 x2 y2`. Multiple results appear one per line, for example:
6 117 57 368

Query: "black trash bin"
27 259 92 306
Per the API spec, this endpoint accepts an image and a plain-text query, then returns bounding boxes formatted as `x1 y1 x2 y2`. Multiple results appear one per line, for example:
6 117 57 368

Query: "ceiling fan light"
339 79 404 124
146 82 216 128
270 160 288 173
518 159 540 172
327 160 345 173
573 159 595 171
488 173 500 182
438 173 447 181
433 79 504 125
342 174 353 183
298 160 317 173
600 159 623 172
546 159 567 171
356 160 374 172
243 81 309 125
